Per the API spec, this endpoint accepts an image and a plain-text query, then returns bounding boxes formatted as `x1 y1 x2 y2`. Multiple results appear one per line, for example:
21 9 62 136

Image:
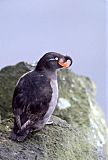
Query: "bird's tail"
10 118 30 142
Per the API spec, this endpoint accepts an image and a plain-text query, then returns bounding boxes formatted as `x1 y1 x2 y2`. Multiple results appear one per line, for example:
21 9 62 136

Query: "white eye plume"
55 57 59 61
49 57 59 61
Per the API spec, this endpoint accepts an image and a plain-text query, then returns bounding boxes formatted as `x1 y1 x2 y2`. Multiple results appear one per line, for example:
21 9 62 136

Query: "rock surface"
0 62 107 160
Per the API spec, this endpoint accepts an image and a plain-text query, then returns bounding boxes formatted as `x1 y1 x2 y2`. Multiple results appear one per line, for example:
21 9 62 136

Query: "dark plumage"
11 52 72 141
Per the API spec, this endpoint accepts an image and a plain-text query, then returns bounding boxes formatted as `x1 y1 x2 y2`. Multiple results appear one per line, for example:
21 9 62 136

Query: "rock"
0 116 106 160
0 62 107 160
0 62 30 119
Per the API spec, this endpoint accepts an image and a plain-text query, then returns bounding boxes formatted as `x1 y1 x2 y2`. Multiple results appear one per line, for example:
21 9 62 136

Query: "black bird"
11 52 72 141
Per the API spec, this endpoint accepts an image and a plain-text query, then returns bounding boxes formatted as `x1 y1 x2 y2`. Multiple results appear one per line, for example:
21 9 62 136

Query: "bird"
11 52 72 141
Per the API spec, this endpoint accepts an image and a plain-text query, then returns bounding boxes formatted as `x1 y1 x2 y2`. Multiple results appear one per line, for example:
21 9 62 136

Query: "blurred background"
0 0 107 120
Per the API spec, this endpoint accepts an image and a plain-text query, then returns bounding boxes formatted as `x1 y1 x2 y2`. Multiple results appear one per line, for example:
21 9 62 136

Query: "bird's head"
36 52 73 72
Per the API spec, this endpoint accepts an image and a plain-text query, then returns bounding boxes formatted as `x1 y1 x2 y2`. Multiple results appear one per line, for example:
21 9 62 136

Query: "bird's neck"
35 67 57 80
44 69 57 80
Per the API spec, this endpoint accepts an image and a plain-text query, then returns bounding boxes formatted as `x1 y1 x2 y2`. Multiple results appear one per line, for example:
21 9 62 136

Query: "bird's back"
12 71 52 133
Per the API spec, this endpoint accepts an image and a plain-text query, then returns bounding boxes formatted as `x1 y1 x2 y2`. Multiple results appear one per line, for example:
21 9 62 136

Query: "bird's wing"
12 73 52 130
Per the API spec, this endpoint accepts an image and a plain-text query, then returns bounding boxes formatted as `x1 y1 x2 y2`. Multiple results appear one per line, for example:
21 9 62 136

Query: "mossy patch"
0 62 107 159
0 116 103 160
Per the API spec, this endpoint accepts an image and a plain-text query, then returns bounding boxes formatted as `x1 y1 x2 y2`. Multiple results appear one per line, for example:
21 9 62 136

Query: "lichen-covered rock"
0 62 30 119
0 62 107 160
0 116 106 160
56 69 108 159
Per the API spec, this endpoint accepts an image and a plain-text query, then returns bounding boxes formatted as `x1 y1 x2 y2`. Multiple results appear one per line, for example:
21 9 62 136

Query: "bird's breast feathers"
43 78 58 121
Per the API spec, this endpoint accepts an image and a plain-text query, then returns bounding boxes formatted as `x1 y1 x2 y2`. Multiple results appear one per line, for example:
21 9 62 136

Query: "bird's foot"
46 120 53 125
11 129 29 142
16 133 28 142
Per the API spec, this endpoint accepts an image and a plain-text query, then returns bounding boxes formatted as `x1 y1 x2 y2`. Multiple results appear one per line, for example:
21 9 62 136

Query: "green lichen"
0 116 102 160
0 62 29 119
0 62 107 160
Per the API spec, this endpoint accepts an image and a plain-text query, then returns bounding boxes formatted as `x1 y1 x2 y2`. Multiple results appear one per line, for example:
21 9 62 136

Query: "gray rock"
0 62 107 160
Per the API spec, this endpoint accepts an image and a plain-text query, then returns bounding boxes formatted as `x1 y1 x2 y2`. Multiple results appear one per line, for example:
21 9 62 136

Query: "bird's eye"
55 57 59 61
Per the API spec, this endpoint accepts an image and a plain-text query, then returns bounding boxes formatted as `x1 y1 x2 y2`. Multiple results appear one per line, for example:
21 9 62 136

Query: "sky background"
0 0 107 120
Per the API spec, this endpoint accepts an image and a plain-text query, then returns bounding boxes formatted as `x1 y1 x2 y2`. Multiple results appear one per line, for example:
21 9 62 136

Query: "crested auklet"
11 52 72 141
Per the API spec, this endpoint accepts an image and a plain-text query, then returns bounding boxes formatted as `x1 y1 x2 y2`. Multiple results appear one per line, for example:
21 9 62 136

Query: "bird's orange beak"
58 58 72 68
